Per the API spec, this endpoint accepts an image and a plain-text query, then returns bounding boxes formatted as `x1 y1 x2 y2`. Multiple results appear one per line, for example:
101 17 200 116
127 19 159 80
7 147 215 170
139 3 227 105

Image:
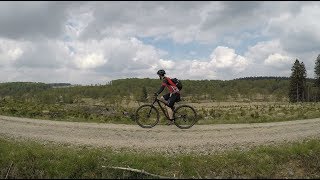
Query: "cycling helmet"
157 69 166 76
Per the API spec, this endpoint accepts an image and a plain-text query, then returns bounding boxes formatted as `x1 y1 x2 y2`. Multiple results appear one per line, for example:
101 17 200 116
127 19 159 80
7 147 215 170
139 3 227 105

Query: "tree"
139 86 148 102
314 54 320 88
289 59 307 102
313 54 320 101
300 62 307 101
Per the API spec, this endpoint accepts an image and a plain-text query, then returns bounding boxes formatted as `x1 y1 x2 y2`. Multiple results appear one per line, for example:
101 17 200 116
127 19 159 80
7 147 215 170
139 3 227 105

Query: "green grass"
2 99 320 125
197 102 320 124
1 137 320 179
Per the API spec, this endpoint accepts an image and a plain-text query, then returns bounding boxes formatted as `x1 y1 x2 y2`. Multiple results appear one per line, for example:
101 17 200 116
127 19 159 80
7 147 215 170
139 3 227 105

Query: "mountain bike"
135 96 197 129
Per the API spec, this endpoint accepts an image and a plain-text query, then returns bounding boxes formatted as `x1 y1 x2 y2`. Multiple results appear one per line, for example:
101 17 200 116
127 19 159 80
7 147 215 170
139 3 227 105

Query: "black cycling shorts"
163 93 180 108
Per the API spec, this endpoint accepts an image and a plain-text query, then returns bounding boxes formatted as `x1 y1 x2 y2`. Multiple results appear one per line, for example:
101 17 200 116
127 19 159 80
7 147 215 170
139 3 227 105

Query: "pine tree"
314 54 320 88
289 59 300 102
300 62 307 101
289 59 307 102
140 86 148 102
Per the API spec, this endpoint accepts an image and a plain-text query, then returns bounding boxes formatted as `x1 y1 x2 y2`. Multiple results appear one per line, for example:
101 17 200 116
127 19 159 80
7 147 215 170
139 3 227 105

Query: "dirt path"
1 115 320 154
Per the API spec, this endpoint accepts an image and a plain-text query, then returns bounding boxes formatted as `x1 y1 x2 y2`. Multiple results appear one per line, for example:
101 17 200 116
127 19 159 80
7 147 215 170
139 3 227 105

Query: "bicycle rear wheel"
173 105 197 129
135 105 159 128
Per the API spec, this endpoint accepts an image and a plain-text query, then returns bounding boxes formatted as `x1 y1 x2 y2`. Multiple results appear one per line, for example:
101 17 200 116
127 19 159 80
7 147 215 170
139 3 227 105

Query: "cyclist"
154 69 181 125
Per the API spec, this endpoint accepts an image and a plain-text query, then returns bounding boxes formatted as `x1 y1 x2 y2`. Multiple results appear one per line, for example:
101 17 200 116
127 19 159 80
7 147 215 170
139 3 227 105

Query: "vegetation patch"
1 137 320 179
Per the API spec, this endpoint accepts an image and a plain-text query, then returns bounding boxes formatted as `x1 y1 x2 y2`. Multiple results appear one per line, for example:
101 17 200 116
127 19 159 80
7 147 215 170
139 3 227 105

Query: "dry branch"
5 162 13 179
102 165 173 179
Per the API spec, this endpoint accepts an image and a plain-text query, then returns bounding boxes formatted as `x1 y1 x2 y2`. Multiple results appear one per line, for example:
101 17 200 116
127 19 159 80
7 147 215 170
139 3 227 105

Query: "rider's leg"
166 93 179 120
161 94 174 124
166 105 174 120
160 96 168 104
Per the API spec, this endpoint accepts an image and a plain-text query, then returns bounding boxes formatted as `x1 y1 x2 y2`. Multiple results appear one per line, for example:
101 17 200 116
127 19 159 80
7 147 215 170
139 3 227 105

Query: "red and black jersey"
156 77 180 95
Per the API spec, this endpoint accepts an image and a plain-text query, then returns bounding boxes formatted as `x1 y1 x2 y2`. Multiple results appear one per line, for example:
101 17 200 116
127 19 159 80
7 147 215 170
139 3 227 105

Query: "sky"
0 1 320 85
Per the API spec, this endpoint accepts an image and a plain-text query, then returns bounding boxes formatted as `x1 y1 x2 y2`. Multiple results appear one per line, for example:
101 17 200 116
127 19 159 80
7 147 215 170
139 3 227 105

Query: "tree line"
0 77 293 104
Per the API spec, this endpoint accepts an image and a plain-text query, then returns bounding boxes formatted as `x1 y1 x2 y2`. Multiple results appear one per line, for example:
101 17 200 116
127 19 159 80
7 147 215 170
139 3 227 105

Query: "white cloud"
161 60 217 80
75 53 106 69
0 33 249 83
165 46 248 80
159 59 175 70
245 40 288 63
13 39 69 69
0 38 29 66
241 40 295 77
189 60 217 79
59 37 164 80
266 3 320 53
210 46 248 73
264 53 292 69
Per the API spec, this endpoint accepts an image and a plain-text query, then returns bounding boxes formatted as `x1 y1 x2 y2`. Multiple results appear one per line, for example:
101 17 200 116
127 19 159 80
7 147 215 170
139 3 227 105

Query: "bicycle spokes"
135 105 159 128
174 105 197 129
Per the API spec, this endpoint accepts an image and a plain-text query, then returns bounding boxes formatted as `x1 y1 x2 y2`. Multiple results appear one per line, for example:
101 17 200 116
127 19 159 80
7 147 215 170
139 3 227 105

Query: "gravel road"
1 115 320 154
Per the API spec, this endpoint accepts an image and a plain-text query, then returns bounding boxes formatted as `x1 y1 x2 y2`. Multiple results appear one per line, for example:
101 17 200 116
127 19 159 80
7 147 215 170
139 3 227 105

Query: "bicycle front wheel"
135 105 159 128
174 105 197 129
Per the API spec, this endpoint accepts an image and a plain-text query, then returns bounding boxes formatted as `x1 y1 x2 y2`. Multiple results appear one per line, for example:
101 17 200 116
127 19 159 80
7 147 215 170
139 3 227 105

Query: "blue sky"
0 1 319 85
137 36 215 60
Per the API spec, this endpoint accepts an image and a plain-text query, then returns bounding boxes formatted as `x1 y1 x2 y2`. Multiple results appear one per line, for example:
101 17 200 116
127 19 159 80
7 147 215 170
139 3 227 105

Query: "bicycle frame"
151 97 171 120
135 97 197 129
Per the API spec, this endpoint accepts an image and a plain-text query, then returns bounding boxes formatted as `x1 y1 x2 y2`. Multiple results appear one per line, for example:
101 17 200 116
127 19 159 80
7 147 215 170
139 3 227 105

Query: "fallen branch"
102 165 173 179
5 162 13 179
195 169 202 179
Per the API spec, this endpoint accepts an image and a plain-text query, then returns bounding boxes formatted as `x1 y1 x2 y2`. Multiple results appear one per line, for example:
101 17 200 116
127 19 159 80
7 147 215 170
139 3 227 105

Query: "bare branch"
5 162 13 179
102 165 174 179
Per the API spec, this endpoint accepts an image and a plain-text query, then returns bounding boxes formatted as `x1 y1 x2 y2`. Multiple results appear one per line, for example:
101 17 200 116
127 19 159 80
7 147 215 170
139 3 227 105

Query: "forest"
0 77 305 103
0 76 318 104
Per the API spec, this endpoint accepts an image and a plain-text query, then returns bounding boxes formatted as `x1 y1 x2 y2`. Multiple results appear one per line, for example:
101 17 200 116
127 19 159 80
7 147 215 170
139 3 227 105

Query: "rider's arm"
155 85 165 95
155 79 168 95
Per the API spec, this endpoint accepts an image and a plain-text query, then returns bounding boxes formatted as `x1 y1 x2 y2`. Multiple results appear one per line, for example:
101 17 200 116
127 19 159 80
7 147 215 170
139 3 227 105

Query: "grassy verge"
0 99 136 124
1 137 320 179
2 99 320 125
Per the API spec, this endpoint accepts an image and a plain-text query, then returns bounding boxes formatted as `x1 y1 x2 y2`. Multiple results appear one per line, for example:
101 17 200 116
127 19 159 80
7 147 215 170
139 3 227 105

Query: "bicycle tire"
173 105 197 129
135 104 159 128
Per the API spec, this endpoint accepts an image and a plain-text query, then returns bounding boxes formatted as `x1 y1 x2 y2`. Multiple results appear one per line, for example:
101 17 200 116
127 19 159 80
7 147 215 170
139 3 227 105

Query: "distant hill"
48 83 72 87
